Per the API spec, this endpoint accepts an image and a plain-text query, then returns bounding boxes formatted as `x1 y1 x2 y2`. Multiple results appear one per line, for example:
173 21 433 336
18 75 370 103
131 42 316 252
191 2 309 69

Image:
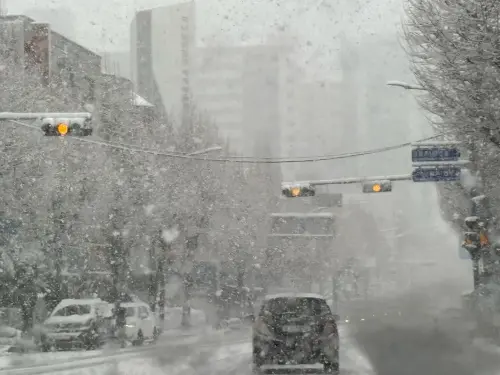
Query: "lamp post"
386 81 426 91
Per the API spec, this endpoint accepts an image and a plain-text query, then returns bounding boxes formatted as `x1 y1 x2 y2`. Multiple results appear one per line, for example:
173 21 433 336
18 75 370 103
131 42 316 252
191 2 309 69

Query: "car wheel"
252 350 265 372
324 362 339 374
252 367 262 374
133 330 144 346
252 363 263 374
85 333 100 350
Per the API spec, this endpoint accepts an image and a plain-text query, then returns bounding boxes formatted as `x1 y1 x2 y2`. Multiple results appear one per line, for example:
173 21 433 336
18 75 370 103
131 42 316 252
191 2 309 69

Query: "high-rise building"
281 79 347 182
101 50 131 80
192 43 298 159
191 46 244 151
131 2 195 123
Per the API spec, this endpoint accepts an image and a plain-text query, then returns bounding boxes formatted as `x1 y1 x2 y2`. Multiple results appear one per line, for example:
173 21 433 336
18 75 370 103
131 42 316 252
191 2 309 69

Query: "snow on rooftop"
264 292 325 301
132 92 154 107
472 194 486 203
281 182 312 189
56 298 103 307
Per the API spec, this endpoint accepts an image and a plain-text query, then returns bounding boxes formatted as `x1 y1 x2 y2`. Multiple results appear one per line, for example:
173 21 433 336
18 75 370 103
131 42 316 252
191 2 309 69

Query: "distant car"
252 293 339 374
114 302 159 345
41 298 112 350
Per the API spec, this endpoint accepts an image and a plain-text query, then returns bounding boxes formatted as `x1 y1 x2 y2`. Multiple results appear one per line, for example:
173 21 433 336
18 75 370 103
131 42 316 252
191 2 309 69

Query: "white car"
41 298 112 350
119 302 159 345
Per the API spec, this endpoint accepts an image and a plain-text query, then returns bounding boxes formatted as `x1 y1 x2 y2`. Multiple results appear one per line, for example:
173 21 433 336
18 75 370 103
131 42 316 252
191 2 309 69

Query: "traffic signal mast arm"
282 174 412 188
0 112 92 120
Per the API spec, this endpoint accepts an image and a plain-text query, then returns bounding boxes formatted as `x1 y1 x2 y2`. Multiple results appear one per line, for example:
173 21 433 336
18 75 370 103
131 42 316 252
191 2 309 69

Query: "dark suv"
252 293 339 374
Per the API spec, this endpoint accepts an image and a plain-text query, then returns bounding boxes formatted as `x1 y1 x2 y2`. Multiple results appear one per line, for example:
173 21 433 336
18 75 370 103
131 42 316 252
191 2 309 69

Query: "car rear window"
53 304 91 316
263 297 330 319
126 307 136 317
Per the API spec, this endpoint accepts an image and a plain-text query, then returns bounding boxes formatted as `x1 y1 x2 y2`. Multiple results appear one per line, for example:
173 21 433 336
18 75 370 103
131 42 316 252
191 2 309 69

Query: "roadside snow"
160 307 206 330
26 357 165 375
0 350 102 370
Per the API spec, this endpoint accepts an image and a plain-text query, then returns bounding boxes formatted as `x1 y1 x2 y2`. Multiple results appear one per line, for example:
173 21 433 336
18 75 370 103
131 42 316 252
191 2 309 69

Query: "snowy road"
345 284 500 375
8 285 500 375
0 325 376 375
152 325 374 375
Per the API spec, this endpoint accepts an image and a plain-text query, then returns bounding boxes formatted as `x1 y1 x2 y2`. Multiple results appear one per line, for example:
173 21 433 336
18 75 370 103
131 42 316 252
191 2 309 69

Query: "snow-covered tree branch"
404 0 500 225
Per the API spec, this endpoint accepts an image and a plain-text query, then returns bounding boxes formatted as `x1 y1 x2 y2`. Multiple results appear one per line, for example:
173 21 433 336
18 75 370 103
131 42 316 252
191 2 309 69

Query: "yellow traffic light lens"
57 123 68 135
480 231 489 246
291 187 301 197
372 184 381 192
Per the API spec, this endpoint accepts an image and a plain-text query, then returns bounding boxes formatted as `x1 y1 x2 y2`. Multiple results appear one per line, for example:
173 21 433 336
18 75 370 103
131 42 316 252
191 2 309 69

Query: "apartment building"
0 15 101 108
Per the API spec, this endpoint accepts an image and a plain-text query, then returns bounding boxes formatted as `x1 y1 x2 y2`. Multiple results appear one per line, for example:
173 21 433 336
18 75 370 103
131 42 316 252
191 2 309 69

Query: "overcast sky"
6 0 404 53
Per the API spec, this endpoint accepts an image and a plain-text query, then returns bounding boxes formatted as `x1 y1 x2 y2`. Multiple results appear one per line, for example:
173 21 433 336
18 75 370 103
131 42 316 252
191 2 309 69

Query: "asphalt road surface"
344 282 500 375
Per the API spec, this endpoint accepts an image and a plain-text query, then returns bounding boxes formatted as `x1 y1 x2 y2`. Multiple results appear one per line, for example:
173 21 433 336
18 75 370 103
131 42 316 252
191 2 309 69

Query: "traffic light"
41 117 92 136
362 180 392 193
463 231 480 247
282 184 315 198
464 216 480 230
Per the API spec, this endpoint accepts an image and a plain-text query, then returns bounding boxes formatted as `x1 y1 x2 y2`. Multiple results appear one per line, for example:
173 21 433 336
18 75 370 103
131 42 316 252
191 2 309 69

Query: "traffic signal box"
362 180 392 193
282 184 316 198
41 118 92 136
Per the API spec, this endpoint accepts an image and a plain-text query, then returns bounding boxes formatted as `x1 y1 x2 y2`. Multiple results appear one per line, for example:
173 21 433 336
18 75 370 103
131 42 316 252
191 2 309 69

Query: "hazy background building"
101 50 131 79
131 1 195 125
23 6 76 41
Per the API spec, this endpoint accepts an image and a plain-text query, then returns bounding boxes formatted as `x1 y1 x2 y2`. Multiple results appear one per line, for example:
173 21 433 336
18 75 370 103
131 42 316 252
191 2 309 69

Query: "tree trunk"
181 275 191 327
237 267 245 315
157 260 165 323
332 275 339 312
148 246 157 312
148 271 157 312
21 303 34 334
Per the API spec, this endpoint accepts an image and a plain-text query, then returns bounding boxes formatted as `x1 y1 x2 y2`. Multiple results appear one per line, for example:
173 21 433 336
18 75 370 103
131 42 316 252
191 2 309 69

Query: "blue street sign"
412 166 461 182
412 147 460 162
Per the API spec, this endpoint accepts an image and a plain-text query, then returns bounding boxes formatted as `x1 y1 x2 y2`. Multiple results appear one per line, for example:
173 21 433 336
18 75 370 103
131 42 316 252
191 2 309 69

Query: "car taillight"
323 320 338 338
254 317 273 339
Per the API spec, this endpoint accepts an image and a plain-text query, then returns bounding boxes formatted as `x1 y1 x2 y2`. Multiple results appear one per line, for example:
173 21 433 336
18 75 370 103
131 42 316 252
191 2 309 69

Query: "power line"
7 120 442 164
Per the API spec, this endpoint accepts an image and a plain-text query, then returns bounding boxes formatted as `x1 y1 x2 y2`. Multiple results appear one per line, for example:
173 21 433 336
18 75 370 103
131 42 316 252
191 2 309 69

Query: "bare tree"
404 0 500 185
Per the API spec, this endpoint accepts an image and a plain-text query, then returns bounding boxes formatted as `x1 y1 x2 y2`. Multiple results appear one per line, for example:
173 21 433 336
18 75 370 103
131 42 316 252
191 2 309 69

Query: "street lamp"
386 81 426 91
186 146 223 156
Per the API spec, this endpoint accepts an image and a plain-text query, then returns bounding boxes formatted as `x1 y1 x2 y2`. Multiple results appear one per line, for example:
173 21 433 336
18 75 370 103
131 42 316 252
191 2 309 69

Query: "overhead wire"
7 119 443 164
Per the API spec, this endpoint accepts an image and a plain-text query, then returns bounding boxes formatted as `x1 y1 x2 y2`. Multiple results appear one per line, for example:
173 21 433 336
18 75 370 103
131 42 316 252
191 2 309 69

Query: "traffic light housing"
282 184 315 198
41 117 93 136
464 216 480 230
362 180 392 193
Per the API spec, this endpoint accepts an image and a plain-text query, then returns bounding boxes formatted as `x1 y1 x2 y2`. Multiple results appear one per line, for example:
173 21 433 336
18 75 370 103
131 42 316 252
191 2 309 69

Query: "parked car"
40 298 112 351
113 302 159 345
